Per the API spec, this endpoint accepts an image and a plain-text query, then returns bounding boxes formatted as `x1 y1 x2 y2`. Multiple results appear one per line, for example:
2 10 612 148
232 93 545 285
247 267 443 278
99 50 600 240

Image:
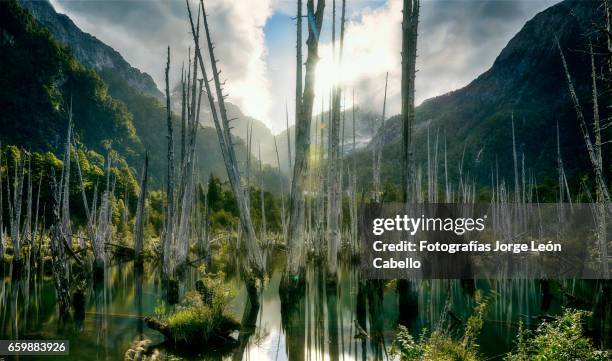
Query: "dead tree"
181 65 187 166
326 0 346 277
558 42 611 209
258 143 266 244
274 137 288 240
163 46 176 280
286 0 326 281
49 170 71 317
175 102 198 269
373 72 389 202
93 152 111 272
134 153 149 260
73 139 95 244
558 40 610 277
401 0 419 202
294 0 302 178
10 153 24 267
187 0 264 277
174 33 202 271
60 121 72 250
49 120 79 315
349 90 358 253
286 102 293 178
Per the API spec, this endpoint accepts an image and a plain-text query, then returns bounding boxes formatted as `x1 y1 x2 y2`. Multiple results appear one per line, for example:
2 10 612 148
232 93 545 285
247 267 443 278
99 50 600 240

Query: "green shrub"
146 272 239 347
391 292 488 361
505 309 609 361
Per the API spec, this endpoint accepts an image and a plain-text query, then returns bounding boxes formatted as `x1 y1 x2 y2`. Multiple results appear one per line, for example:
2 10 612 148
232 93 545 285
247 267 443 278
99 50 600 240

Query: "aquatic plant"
145 272 239 348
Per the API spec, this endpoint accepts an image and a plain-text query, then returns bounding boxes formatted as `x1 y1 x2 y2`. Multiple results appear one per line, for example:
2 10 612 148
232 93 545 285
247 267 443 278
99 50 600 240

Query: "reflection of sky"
1 256 592 360
50 0 559 133
232 260 400 361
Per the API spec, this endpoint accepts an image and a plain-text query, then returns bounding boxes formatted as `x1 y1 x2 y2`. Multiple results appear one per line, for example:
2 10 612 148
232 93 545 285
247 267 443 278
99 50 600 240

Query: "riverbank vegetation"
392 305 609 361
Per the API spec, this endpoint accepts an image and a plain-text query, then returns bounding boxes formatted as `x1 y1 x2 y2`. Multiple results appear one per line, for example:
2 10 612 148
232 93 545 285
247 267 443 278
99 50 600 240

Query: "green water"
1 251 609 360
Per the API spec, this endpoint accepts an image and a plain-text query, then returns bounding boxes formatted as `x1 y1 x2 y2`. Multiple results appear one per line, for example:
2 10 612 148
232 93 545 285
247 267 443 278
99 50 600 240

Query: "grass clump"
505 308 609 361
145 272 239 348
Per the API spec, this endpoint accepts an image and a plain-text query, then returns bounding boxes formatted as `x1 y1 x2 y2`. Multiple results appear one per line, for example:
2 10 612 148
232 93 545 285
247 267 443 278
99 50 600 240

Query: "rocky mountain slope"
360 0 609 199
20 0 163 101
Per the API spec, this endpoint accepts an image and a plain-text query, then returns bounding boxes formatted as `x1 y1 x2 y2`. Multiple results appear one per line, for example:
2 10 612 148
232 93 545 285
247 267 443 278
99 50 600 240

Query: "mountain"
1 0 287 192
169 82 380 173
19 0 163 101
361 0 609 199
1 0 141 161
273 106 380 172
219 104 380 173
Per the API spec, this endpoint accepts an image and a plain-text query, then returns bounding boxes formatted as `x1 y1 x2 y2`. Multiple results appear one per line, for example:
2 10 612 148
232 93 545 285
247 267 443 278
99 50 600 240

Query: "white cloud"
50 0 559 133
51 0 273 124
314 0 403 115
311 0 559 116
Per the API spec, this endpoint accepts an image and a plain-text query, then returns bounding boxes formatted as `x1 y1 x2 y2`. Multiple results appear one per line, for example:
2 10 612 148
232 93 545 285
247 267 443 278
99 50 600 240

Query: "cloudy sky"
50 0 560 133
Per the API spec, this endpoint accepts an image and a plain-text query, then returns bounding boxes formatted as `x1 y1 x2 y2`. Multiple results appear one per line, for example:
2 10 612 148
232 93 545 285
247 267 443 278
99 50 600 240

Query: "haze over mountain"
358 0 609 198
3 0 608 198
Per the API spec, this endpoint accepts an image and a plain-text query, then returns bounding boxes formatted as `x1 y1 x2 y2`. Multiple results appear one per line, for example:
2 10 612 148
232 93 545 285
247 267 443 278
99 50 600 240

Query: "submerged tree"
373 72 389 202
557 39 611 278
187 0 264 279
285 0 326 285
327 0 347 277
134 152 149 261
163 46 176 281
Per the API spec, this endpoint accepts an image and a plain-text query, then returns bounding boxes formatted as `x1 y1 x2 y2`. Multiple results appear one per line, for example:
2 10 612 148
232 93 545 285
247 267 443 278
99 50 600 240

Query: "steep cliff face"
366 0 607 196
20 0 163 101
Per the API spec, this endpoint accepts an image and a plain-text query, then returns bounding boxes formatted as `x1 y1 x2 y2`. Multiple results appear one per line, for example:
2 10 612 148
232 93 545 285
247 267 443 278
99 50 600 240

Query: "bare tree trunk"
556 122 571 205
10 154 24 266
60 117 72 251
93 152 111 271
558 41 611 210
175 34 201 271
274 137 287 241
286 102 293 178
350 90 358 254
188 0 265 277
511 114 520 203
175 143 195 269
590 41 608 278
559 40 610 277
295 0 302 178
246 120 253 208
49 170 71 317
286 0 326 281
401 0 419 203
73 139 95 245
373 72 388 203
134 153 149 260
24 157 32 245
163 46 176 280
327 0 346 276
